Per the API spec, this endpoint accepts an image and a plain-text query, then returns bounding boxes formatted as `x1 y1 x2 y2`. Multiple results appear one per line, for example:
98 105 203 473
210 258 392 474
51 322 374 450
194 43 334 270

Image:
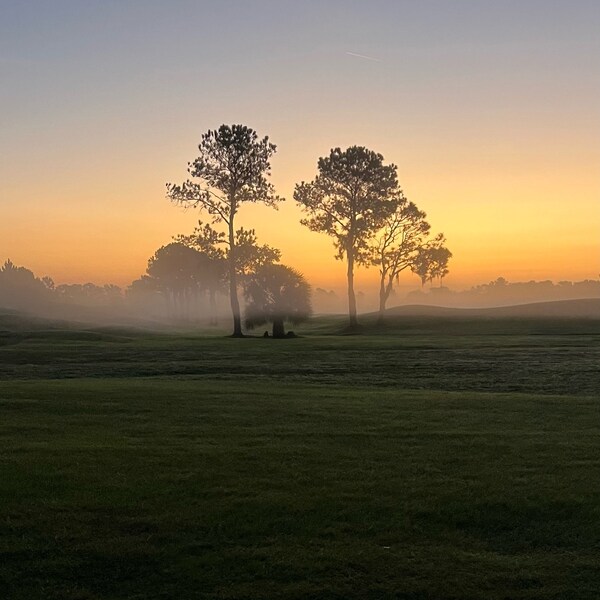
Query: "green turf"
1 315 599 395
1 316 600 598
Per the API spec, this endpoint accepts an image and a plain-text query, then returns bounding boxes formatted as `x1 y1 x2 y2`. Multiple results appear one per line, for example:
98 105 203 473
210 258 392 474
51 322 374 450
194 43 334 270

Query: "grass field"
1 313 600 598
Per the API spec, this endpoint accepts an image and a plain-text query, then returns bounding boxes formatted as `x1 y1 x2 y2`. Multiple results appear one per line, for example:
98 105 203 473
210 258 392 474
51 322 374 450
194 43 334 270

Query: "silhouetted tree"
173 222 231 323
202 258 226 325
0 259 52 310
428 246 452 286
176 221 281 274
128 274 161 295
167 124 282 336
176 221 281 324
412 240 452 287
41 276 55 291
294 146 398 329
127 275 164 315
146 243 206 318
54 283 123 306
412 250 430 288
244 264 312 338
234 228 281 276
370 197 432 322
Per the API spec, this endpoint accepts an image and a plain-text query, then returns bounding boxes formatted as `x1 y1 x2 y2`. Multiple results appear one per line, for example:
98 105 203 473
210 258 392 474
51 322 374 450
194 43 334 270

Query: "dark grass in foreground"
1 314 600 598
2 379 600 599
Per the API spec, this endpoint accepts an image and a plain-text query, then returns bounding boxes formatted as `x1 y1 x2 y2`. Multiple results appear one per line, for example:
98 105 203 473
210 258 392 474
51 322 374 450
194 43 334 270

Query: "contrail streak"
345 51 382 62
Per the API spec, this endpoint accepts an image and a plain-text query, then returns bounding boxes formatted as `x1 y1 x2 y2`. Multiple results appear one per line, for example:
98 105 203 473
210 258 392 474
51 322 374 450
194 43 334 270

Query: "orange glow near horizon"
2 131 598 294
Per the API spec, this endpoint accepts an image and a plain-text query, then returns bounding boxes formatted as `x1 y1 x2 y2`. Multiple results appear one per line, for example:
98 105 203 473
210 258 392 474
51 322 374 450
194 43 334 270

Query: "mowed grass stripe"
1 326 599 396
2 379 600 598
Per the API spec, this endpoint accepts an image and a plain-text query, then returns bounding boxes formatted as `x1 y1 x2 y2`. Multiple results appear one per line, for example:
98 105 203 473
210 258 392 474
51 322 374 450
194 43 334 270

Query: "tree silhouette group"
167 125 283 337
0 124 451 335
166 124 451 336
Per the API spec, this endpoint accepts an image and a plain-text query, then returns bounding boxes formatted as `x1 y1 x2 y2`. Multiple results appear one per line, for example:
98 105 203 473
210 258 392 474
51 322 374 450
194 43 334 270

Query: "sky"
1 0 599 292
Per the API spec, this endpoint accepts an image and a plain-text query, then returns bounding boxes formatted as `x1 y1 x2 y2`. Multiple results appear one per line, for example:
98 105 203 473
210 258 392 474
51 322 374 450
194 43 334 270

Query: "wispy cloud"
345 51 382 62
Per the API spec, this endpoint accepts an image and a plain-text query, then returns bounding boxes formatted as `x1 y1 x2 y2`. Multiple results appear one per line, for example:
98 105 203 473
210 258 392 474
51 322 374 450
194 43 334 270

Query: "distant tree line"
3 258 599 324
0 259 124 313
407 277 600 308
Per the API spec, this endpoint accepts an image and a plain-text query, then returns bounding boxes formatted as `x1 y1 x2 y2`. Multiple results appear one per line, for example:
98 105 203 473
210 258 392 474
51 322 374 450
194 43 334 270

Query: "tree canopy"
294 146 399 329
176 221 281 277
370 196 441 321
0 259 52 310
167 124 282 336
244 264 312 338
412 240 453 287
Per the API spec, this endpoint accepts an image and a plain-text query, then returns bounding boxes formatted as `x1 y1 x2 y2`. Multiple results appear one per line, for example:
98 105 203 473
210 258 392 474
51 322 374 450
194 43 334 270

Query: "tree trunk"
377 274 387 324
174 290 181 319
228 219 243 337
272 318 285 338
165 290 172 317
208 289 217 326
184 289 190 322
347 248 358 329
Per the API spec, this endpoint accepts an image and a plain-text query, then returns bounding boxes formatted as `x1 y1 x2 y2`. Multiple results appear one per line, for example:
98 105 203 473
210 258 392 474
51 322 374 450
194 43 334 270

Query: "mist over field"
0 260 600 331
2 258 600 330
